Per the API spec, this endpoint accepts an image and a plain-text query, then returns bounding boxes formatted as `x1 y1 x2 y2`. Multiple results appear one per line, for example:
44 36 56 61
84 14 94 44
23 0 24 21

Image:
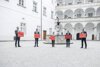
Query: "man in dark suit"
81 29 87 49
65 31 71 47
51 32 55 47
34 29 40 47
15 27 21 47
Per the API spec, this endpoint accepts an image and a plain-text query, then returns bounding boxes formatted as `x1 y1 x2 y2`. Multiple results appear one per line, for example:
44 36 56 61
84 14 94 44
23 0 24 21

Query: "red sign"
79 33 86 38
18 32 24 37
65 35 72 39
34 34 40 38
49 36 55 40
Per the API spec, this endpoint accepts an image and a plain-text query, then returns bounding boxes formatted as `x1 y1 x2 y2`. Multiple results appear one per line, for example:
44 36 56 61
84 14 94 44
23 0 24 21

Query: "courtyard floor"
0 40 100 67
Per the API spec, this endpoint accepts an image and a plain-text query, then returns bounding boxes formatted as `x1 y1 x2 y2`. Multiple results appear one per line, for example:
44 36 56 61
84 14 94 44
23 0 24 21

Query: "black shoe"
81 47 83 48
18 46 21 47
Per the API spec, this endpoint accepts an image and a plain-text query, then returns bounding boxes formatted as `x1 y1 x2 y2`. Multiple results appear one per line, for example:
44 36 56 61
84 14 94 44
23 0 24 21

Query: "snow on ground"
0 40 100 67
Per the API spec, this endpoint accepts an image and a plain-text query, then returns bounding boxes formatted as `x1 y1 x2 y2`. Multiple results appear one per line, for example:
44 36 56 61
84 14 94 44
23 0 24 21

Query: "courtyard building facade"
55 0 100 40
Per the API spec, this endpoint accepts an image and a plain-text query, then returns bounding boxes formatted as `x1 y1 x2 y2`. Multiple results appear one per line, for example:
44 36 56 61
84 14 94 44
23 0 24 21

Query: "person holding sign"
18 32 24 37
15 27 21 47
34 29 40 47
80 29 87 49
65 31 72 47
49 32 55 47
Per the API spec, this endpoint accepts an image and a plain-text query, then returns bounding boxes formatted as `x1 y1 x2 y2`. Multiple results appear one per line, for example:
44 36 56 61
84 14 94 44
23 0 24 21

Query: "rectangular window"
43 7 46 16
32 1 37 13
17 0 26 8
51 11 53 19
88 13 93 17
20 23 26 34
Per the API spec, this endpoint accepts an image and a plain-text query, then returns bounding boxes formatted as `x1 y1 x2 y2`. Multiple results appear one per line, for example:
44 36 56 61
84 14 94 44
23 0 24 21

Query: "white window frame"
43 7 47 16
32 1 38 13
51 11 54 19
17 0 26 8
20 23 26 34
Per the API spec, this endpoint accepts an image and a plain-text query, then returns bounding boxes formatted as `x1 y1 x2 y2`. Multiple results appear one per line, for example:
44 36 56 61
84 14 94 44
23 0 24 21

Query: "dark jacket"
15 30 18 37
34 32 39 34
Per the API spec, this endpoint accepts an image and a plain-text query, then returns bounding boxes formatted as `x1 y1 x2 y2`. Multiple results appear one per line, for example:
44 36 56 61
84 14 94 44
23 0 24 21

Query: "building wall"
0 0 55 40
55 0 100 40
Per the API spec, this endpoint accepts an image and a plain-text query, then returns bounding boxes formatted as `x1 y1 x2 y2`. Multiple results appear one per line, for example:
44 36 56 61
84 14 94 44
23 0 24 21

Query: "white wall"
42 0 55 34
0 0 54 40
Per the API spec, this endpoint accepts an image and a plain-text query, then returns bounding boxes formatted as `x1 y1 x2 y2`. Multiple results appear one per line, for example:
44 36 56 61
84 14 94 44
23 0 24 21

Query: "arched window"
74 9 84 18
85 8 95 17
56 11 63 19
64 10 73 19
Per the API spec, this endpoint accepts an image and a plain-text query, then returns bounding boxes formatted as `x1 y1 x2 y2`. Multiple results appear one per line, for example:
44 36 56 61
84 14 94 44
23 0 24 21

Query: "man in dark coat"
65 31 71 47
34 29 40 47
15 27 21 47
51 32 55 47
81 29 87 49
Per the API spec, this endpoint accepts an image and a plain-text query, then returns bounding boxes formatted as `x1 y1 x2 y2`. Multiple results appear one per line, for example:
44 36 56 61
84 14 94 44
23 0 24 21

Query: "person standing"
81 29 87 49
50 32 55 47
15 27 21 47
65 31 72 47
34 29 40 47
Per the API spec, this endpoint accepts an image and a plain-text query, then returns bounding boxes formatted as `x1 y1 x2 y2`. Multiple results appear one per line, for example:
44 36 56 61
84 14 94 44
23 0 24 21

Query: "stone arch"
96 7 100 16
65 0 73 5
74 0 84 4
56 0 63 6
74 23 83 32
74 23 83 40
64 23 73 33
85 0 94 3
85 22 94 40
64 10 73 19
56 10 63 19
97 23 100 33
74 8 84 18
97 23 100 40
85 8 95 17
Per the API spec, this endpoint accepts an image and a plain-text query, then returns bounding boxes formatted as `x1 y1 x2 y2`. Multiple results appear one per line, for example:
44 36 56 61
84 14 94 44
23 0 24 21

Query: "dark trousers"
52 40 55 47
66 39 70 47
81 38 87 48
34 38 38 47
15 37 20 47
